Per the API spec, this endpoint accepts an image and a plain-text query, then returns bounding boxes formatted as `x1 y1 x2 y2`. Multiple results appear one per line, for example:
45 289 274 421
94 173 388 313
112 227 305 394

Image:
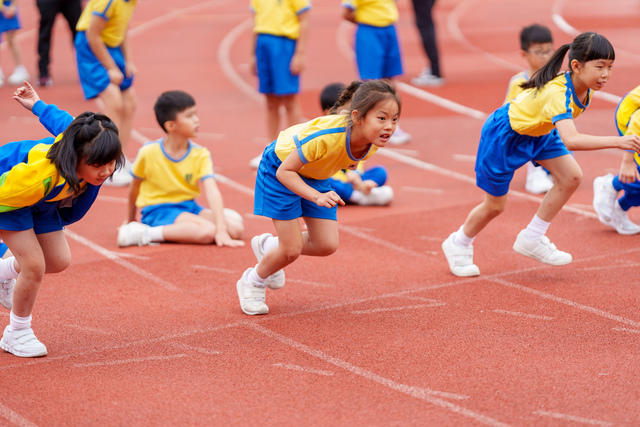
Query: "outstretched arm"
13 81 74 135
202 178 244 247
12 81 40 111
556 119 640 152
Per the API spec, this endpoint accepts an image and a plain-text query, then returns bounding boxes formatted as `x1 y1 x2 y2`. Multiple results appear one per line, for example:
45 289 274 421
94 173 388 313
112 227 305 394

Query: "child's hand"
13 82 41 111
290 53 305 76
619 135 640 153
2 4 16 19
619 153 640 184
214 230 245 248
315 191 345 208
107 67 125 85
124 62 137 79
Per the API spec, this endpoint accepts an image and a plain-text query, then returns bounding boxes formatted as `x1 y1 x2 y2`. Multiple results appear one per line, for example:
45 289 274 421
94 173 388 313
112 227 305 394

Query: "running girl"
442 32 640 277
0 82 124 357
238 79 400 315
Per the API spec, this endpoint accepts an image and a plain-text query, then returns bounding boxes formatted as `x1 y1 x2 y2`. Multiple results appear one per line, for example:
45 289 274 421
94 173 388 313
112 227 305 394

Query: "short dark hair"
320 83 346 112
520 24 553 51
154 90 196 133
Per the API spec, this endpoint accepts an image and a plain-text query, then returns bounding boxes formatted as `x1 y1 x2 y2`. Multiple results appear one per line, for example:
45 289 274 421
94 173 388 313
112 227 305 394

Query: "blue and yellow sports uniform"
74 0 137 100
503 71 528 105
131 138 216 227
476 71 590 196
611 85 640 208
251 0 311 96
255 114 378 220
341 0 403 80
0 101 101 234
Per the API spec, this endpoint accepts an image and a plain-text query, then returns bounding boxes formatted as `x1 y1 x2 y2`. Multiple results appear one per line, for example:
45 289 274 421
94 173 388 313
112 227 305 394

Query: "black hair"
520 24 553 51
47 112 124 194
332 80 401 127
520 32 615 91
154 90 196 133
320 83 346 112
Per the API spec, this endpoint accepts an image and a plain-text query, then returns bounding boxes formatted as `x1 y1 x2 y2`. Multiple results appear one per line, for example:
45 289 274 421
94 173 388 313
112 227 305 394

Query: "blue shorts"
254 142 337 221
0 1 21 35
255 34 299 96
355 24 403 80
140 200 204 227
74 31 134 100
0 242 7 257
0 200 63 234
475 105 571 197
329 166 388 201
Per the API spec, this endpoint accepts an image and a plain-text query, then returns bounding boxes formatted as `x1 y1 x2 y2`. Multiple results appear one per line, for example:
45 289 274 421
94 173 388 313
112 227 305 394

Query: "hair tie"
84 114 95 125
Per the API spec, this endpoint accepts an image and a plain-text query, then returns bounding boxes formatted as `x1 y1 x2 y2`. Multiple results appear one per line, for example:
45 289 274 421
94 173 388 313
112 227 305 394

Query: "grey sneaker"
117 221 152 247
0 279 15 309
251 233 284 290
0 326 47 358
236 268 268 315
513 230 572 265
442 232 480 277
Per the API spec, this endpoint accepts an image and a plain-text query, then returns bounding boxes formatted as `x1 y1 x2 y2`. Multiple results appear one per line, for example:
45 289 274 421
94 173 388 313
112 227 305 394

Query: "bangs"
585 34 615 62
80 130 124 167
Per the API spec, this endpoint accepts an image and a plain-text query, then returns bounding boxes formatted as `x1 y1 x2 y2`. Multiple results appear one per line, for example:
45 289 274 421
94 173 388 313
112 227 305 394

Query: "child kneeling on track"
117 90 245 248
321 82 393 206
238 79 401 315
592 84 640 235
0 81 124 357
441 32 640 277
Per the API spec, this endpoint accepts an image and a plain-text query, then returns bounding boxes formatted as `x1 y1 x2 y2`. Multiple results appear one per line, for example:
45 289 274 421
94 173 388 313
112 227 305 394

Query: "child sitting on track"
592 84 640 235
0 81 124 357
237 79 400 315
117 90 245 248
441 32 640 277
321 82 393 206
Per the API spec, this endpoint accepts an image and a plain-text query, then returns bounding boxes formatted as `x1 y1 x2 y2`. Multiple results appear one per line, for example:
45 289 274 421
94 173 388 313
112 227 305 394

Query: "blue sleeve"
57 184 101 226
32 100 75 137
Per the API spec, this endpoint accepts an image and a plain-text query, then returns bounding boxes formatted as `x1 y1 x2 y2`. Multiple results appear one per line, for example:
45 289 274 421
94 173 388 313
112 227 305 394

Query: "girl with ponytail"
442 32 640 277
0 81 124 357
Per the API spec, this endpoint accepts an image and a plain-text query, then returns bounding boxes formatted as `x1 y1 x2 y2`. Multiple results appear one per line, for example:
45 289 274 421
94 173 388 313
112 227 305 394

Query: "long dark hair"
47 112 124 194
330 79 401 125
521 32 615 91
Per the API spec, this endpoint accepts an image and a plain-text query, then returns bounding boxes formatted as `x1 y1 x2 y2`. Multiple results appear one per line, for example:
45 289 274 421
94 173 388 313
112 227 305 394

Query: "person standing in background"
0 0 30 87
410 0 444 87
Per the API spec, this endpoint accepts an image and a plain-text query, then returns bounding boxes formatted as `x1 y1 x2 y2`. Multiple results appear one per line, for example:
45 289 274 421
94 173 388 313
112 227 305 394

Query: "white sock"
248 264 268 288
263 235 279 253
0 257 19 280
524 214 550 241
9 312 31 330
349 190 364 204
147 226 164 242
453 225 474 247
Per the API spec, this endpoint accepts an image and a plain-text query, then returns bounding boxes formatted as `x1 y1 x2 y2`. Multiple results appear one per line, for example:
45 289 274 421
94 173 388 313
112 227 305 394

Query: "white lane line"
64 229 179 291
191 265 238 274
97 195 127 204
170 343 221 356
288 278 334 288
0 401 39 427
490 277 640 329
612 327 640 334
492 309 554 321
64 324 116 336
218 18 262 102
533 409 614 426
579 262 640 271
452 154 477 162
75 354 188 368
272 363 335 376
397 82 488 120
338 223 429 258
400 296 445 304
351 303 445 314
246 323 505 425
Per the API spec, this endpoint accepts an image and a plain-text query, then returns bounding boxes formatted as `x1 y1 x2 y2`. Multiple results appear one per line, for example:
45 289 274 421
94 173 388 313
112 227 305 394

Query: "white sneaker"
358 186 394 206
0 279 15 310
513 230 572 265
411 69 445 87
117 221 152 247
0 326 48 358
388 126 411 145
236 268 268 315
251 233 284 290
600 201 640 235
592 174 618 222
7 65 30 86
525 164 554 194
249 154 262 169
105 163 133 187
442 232 480 277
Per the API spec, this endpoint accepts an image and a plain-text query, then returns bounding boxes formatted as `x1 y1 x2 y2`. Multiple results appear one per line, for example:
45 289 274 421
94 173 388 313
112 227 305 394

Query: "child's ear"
520 49 529 59
164 120 176 132
570 59 581 73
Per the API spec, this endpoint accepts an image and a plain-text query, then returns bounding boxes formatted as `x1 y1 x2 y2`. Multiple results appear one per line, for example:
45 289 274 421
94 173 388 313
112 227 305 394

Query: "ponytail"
329 80 362 114
520 44 570 91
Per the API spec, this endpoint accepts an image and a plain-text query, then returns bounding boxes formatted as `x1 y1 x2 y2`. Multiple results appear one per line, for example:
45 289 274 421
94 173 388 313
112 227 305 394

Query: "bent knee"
315 241 339 257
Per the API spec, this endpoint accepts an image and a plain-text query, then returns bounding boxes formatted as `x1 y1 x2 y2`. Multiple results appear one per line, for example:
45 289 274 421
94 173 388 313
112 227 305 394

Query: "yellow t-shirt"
615 85 640 165
503 71 528 106
275 115 378 180
341 0 398 27
508 72 592 137
76 0 137 47
251 0 311 40
131 139 215 208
